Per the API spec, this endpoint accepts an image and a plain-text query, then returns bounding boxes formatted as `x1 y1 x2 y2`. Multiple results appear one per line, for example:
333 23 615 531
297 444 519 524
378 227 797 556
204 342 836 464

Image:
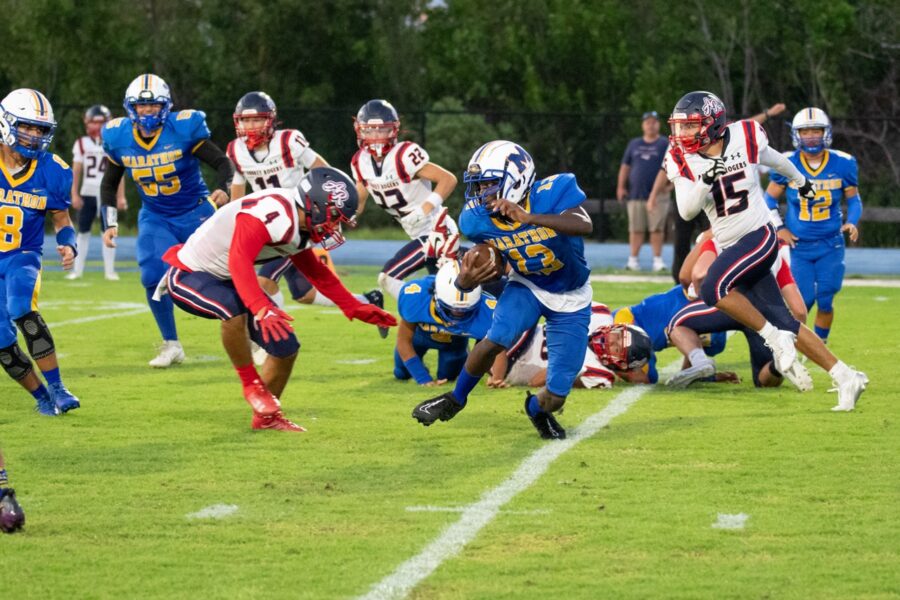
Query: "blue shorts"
487 281 590 397
138 201 215 289
791 234 845 312
0 251 42 347
165 266 299 358
394 328 469 382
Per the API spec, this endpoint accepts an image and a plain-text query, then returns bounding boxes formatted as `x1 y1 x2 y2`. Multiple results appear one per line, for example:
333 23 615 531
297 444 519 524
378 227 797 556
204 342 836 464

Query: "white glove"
399 207 429 232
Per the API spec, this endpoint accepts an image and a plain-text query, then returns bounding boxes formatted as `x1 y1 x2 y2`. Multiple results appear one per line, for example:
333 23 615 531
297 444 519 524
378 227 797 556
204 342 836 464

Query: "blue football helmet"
234 91 277 150
298 167 359 250
123 73 172 132
791 107 832 154
0 88 57 159
354 99 400 158
463 140 536 215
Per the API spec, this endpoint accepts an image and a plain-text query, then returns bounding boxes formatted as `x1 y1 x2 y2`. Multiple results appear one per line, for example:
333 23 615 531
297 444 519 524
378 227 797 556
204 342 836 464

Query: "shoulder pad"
51 154 71 170
830 149 854 161
105 117 127 130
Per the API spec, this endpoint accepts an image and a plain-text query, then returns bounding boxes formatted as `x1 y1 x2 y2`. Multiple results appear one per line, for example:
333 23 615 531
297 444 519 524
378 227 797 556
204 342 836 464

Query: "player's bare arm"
354 181 369 216
415 162 458 214
490 199 593 236
70 161 84 211
50 210 76 270
486 352 509 388
230 181 247 201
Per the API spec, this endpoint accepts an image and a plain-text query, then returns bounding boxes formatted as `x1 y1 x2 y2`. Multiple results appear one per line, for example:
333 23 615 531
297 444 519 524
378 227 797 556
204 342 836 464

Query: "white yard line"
712 513 749 530
47 308 150 328
186 504 239 520
357 359 682 600
589 274 900 288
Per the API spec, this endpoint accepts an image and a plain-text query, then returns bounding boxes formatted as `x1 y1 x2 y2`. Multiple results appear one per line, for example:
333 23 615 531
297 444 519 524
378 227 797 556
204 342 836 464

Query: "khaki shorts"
627 198 670 233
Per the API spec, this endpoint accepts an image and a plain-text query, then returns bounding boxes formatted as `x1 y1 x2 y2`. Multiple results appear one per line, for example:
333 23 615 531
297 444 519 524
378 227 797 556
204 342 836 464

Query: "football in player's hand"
468 243 506 281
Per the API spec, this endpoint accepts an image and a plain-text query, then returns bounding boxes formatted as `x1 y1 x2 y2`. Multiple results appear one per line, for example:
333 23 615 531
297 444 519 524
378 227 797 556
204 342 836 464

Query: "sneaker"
250 341 268 367
148 341 185 368
829 370 868 412
104 273 120 281
0 488 25 533
625 257 640 271
524 395 566 440
666 359 716 388
781 360 813 392
652 257 667 273
242 379 281 416
364 289 389 339
48 382 80 413
252 411 306 432
34 388 59 416
412 392 465 426
64 272 81 280
764 330 797 374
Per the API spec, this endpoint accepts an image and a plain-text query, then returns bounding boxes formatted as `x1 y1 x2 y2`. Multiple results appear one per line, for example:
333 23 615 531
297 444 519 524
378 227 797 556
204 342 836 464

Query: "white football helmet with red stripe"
0 88 57 159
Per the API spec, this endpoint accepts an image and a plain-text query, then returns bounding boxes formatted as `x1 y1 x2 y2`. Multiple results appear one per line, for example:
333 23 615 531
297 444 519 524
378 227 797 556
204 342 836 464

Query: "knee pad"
14 312 55 360
539 392 566 413
0 343 34 381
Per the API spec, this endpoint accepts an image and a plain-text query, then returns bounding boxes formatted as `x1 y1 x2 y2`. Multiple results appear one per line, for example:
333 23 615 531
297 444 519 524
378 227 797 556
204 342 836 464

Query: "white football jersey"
177 187 313 280
71 135 108 197
665 120 771 249
351 141 441 238
228 129 318 194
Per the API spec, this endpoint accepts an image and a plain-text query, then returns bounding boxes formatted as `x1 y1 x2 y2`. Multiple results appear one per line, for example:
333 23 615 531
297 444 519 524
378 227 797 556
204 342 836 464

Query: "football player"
100 74 235 367
412 141 593 440
227 92 382 326
351 99 459 284
0 89 80 415
161 167 396 431
764 107 861 342
68 104 126 281
666 91 866 410
0 448 25 533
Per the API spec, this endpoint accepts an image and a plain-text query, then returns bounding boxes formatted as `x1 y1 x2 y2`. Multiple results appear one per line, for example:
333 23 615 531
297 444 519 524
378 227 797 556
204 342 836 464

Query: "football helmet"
123 73 172 132
298 166 359 250
84 104 112 138
668 91 727 153
590 324 652 371
434 260 482 323
354 99 400 158
463 140 536 215
234 91 277 150
0 88 57 159
791 107 832 154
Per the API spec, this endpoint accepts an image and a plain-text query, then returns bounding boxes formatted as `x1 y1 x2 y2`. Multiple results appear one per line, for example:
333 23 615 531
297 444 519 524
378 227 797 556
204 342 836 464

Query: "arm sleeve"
759 146 804 186
672 177 713 221
229 213 276 315
289 249 363 316
193 140 235 193
846 194 862 226
100 160 127 207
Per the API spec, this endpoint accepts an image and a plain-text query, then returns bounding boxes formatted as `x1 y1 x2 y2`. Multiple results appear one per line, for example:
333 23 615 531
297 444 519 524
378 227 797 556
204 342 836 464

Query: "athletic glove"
399 207 430 232
701 158 726 185
254 305 294 344
797 177 816 200
347 304 398 328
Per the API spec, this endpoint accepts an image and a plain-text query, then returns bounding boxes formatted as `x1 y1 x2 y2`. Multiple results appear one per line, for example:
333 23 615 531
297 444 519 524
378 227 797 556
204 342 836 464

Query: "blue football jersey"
0 152 72 256
103 110 212 217
459 173 590 294
398 275 497 343
769 149 858 240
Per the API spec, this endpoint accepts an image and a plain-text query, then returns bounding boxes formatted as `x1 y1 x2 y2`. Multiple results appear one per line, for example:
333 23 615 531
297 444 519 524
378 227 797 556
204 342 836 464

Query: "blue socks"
815 325 830 341
29 383 50 401
526 394 542 417
451 369 481 406
42 367 61 387
0 468 7 486
146 287 178 341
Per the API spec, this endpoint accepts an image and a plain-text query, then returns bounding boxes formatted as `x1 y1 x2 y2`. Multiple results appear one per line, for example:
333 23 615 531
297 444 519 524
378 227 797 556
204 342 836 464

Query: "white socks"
757 321 777 341
102 243 116 277
73 232 91 276
271 290 285 309
688 348 709 367
828 360 851 383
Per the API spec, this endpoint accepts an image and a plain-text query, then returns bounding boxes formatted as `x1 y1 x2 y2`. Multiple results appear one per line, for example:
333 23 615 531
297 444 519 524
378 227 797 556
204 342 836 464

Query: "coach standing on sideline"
617 111 670 272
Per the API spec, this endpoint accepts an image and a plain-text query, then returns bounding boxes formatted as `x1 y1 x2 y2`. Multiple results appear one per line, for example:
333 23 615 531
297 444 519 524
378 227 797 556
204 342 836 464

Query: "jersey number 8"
0 206 23 252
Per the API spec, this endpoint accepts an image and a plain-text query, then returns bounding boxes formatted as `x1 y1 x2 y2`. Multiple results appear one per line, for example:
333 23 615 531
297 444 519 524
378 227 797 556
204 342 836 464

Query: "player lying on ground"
101 74 235 368
0 448 25 533
665 91 867 411
0 88 80 415
161 167 396 431
412 141 593 441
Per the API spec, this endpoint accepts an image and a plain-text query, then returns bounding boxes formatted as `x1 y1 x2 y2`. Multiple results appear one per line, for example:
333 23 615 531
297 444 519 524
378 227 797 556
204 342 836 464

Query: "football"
468 243 506 281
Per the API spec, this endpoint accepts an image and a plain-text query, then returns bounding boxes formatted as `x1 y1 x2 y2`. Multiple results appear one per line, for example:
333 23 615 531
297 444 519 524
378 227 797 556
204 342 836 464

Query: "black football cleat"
0 488 25 533
524 395 567 440
412 392 465 426
364 289 389 339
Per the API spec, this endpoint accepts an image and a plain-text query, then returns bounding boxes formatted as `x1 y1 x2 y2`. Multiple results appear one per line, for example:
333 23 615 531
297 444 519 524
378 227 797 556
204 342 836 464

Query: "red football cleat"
242 379 281 416
251 411 307 432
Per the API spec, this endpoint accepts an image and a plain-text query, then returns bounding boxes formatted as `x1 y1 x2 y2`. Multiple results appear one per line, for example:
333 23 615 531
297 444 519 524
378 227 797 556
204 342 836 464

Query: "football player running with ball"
665 91 866 410
412 141 593 440
161 167 396 431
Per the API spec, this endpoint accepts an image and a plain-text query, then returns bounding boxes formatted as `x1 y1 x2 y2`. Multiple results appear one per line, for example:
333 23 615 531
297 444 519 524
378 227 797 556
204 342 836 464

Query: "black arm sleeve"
193 140 234 193
100 161 126 207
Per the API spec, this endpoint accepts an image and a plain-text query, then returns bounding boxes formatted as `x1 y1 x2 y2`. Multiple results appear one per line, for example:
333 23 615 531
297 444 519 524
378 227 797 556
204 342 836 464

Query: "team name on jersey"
488 227 558 251
121 149 184 168
788 178 843 191
0 189 47 210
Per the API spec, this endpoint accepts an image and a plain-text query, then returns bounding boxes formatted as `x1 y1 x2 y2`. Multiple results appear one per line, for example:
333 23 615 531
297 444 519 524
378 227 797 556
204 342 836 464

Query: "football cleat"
829 370 868 412
363 289 389 339
781 360 813 392
524 396 566 440
148 340 185 368
64 272 81 280
48 382 80 413
412 392 465 426
251 411 306 432
34 387 59 416
0 488 25 533
764 330 797 374
665 359 716 389
242 379 281 416
104 272 120 281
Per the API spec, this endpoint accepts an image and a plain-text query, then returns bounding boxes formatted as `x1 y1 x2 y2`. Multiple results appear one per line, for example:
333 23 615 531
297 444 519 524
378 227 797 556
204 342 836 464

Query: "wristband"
55 225 77 256
425 191 443 209
101 206 118 230
403 355 432 384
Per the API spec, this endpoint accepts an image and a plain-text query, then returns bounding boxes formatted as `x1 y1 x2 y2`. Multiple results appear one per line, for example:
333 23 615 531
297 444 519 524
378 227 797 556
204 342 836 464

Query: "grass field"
1 265 899 599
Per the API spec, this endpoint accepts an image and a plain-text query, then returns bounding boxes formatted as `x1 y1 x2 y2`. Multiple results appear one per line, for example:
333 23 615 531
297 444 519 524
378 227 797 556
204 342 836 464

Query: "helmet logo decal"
702 96 724 116
322 180 350 208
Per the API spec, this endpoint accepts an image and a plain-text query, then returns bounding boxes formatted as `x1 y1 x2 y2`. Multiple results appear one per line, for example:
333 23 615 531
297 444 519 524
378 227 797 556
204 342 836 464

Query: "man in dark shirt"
617 111 670 272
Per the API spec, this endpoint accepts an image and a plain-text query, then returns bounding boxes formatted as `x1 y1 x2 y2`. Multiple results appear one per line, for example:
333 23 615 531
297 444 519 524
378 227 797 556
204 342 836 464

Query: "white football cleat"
765 329 797 373
65 272 81 280
666 359 716 389
149 341 185 368
829 370 868 412
105 272 120 281
250 341 267 367
782 359 813 392
625 257 640 271
652 257 667 273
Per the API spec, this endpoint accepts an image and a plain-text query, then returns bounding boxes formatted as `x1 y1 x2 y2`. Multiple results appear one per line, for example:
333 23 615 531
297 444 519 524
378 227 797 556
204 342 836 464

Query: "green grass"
1 268 898 599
